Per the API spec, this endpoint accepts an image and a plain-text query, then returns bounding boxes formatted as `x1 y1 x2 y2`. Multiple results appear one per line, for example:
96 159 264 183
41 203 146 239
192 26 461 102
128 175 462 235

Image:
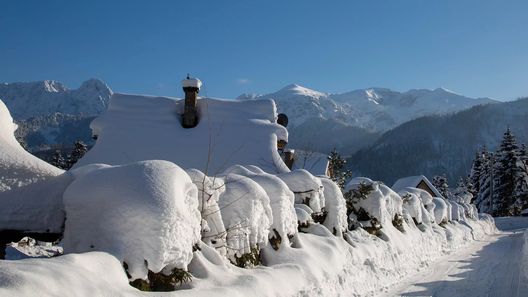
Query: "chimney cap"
182 76 202 89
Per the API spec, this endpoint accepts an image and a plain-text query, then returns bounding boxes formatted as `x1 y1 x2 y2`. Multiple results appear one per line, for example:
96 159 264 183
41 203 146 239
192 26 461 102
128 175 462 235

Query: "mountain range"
1 78 514 185
350 97 528 185
0 79 112 152
238 84 497 155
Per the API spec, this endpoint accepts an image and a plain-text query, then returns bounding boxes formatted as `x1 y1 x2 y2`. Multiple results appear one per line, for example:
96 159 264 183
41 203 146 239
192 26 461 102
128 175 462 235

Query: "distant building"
392 175 444 198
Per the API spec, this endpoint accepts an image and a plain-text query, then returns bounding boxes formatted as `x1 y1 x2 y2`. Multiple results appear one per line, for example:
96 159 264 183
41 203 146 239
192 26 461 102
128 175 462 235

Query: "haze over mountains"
0 78 518 184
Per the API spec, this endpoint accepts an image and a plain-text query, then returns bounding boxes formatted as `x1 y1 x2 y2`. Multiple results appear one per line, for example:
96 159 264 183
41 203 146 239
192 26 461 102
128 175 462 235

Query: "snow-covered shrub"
278 169 325 220
400 192 423 226
218 173 272 267
319 177 348 236
344 177 403 235
185 169 227 256
444 199 453 221
63 160 201 282
450 201 465 221
432 197 449 225
399 187 436 224
223 165 297 250
295 204 314 228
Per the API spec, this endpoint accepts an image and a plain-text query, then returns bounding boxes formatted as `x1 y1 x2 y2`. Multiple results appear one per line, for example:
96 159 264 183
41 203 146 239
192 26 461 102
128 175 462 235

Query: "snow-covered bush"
218 173 272 267
185 169 227 256
399 187 436 224
450 201 466 221
63 160 201 282
432 197 449 225
295 204 314 228
345 177 403 235
223 165 297 250
319 177 348 236
399 192 423 225
444 199 454 221
278 169 325 220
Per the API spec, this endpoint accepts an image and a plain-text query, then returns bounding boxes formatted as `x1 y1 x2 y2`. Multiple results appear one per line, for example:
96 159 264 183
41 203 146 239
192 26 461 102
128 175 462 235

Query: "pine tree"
451 177 473 204
469 149 484 198
432 174 449 198
51 150 67 169
328 148 352 189
66 141 88 169
475 149 493 213
493 128 522 216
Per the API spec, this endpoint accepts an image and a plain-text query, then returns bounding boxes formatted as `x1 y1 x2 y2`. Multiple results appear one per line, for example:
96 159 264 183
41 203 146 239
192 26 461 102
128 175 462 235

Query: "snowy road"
381 217 528 297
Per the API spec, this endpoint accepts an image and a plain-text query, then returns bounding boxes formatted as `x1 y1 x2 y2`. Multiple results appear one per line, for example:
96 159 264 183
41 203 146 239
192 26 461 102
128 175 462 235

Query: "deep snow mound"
0 100 70 233
62 160 201 280
75 94 289 174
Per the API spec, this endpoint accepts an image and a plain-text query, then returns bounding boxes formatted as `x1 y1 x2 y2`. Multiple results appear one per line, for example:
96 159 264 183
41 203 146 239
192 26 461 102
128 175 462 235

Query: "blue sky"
1 0 527 100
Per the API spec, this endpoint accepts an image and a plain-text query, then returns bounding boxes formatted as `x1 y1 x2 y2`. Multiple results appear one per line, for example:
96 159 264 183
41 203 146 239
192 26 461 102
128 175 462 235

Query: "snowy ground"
381 216 528 297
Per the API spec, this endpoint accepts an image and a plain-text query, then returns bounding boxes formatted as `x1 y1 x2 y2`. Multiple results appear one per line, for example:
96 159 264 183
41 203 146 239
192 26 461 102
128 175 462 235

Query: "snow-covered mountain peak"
239 85 498 132
273 84 327 99
0 79 113 120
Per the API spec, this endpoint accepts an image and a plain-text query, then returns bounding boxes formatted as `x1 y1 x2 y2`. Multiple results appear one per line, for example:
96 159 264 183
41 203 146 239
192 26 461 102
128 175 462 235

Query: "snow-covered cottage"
75 77 290 174
392 175 444 198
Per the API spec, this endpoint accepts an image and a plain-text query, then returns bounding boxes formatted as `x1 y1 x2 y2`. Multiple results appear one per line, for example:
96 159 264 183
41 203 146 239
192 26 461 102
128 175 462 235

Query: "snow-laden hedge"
319 177 348 236
278 169 325 214
63 160 201 280
185 169 227 256
218 173 272 265
344 177 403 233
223 165 297 249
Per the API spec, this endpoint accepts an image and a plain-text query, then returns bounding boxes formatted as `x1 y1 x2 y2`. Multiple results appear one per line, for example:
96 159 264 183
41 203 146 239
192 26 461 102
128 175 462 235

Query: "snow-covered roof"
181 78 202 89
291 150 329 176
75 94 289 175
391 175 443 198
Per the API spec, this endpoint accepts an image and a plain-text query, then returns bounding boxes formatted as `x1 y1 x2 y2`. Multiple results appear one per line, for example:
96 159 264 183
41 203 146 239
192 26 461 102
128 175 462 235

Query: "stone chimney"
181 75 202 128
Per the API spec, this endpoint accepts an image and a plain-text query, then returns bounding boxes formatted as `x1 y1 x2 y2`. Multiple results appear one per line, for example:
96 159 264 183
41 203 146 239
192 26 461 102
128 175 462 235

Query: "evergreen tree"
66 140 88 169
493 128 523 216
475 149 493 213
469 149 484 198
51 150 67 169
328 148 352 189
450 177 473 204
432 174 449 198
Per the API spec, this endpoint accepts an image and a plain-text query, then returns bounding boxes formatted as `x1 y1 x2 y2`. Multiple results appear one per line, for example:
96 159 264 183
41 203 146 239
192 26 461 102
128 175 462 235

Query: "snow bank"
400 190 423 224
223 165 297 246
218 173 273 262
0 180 498 297
0 99 70 233
75 94 289 174
278 169 324 213
0 252 133 297
319 177 348 236
62 160 201 280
